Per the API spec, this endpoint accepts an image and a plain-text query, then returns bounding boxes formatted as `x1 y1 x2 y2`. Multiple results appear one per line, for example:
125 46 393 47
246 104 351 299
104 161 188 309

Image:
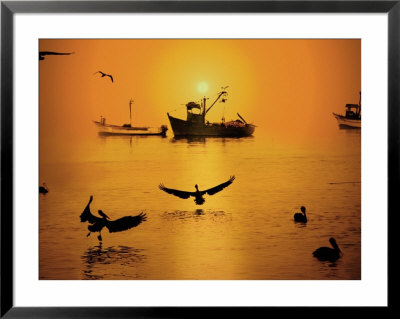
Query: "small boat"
167 89 255 137
93 99 168 136
332 92 361 129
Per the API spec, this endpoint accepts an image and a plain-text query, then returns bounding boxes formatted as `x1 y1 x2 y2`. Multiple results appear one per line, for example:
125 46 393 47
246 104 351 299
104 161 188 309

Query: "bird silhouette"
80 195 147 241
39 51 74 60
313 238 342 261
39 182 48 194
159 176 235 205
294 206 307 223
94 71 114 83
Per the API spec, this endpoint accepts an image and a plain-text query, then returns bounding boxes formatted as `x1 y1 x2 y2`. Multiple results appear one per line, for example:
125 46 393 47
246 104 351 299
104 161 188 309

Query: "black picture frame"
1 1 395 317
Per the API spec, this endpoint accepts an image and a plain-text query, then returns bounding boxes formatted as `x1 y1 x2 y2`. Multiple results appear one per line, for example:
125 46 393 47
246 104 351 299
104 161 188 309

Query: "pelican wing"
201 176 235 196
106 212 147 233
40 51 73 56
88 220 106 232
80 195 102 224
109 75 114 82
159 183 194 199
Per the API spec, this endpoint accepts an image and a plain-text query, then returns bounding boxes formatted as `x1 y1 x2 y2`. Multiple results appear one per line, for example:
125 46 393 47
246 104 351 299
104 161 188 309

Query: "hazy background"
39 39 360 163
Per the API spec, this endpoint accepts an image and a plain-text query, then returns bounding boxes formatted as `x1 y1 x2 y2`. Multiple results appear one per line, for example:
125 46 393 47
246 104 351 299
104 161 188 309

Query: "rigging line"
168 105 187 113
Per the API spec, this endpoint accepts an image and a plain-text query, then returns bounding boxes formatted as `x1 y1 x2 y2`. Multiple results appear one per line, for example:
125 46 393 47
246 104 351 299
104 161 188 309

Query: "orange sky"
39 39 360 159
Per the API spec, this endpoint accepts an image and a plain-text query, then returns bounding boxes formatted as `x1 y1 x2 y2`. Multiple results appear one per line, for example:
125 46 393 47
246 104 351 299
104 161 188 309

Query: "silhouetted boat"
332 92 361 129
167 89 255 137
93 99 168 136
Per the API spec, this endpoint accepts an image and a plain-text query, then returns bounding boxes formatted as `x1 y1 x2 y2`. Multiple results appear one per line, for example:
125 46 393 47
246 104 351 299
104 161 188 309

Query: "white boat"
93 99 168 136
333 92 361 129
332 113 361 128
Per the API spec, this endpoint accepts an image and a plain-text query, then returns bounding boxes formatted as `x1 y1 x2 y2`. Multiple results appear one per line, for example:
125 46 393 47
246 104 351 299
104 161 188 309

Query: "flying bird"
39 51 74 60
313 238 342 261
80 195 147 241
39 182 49 194
94 71 114 83
294 206 307 223
159 176 235 205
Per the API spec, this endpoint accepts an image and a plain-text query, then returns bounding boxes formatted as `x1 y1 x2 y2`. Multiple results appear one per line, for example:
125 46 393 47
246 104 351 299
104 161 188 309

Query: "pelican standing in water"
80 196 147 241
313 238 342 261
159 176 235 205
294 206 307 223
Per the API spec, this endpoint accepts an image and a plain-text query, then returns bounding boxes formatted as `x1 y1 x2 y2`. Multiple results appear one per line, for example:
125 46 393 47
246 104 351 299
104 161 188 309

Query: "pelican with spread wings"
39 51 75 60
80 196 147 241
159 176 235 205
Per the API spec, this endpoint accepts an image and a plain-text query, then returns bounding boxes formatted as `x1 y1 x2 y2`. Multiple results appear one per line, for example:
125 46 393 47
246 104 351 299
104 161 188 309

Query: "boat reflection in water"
170 135 255 145
167 88 256 137
81 244 146 280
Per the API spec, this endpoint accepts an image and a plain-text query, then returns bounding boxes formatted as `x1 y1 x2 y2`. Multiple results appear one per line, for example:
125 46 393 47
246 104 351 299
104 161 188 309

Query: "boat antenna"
129 98 134 127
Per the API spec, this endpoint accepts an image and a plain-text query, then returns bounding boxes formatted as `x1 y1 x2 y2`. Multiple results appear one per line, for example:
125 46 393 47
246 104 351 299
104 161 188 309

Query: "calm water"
39 129 361 280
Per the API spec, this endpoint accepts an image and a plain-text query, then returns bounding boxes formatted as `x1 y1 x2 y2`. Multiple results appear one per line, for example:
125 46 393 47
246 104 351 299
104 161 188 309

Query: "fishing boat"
167 89 255 137
93 99 168 136
332 92 361 129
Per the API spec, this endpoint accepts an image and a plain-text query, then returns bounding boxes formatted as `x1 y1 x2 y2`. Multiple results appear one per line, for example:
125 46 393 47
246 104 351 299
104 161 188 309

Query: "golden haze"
39 39 360 162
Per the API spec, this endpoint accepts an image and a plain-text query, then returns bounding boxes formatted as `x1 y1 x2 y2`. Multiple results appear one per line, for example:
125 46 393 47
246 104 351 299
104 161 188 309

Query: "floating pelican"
294 206 307 223
313 238 342 261
159 176 235 205
39 182 48 194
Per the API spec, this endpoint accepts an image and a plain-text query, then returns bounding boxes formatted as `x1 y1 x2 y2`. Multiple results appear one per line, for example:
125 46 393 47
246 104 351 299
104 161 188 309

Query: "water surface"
39 129 360 280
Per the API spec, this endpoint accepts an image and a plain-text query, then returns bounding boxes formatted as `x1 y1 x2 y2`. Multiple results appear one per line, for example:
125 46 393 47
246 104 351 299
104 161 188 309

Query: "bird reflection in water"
81 243 146 280
162 209 230 222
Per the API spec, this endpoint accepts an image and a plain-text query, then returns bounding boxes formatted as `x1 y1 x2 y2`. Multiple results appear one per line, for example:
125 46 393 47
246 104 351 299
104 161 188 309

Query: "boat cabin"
345 103 361 119
186 101 205 124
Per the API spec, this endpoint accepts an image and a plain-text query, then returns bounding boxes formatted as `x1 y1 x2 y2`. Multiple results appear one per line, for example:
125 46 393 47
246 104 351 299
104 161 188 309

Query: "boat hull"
168 114 255 137
332 113 361 129
93 121 167 136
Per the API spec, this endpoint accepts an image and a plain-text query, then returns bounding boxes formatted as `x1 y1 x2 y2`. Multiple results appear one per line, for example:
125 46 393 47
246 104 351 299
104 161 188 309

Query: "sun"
197 81 209 94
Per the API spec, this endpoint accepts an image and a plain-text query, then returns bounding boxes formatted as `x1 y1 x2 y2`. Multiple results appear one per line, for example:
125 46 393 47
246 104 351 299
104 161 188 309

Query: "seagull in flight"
159 176 235 205
94 71 114 83
80 196 147 241
39 51 75 61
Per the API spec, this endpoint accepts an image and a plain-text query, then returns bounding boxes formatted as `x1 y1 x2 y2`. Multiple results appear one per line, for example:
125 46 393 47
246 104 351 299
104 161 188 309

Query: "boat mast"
202 97 207 119
205 90 227 115
129 98 133 127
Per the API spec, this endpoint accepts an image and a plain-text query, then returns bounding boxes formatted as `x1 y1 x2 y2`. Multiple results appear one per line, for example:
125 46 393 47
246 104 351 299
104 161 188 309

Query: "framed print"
1 0 394 317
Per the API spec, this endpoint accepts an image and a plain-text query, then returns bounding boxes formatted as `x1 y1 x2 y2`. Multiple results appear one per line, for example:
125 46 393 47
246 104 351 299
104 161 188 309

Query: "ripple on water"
81 244 146 280
161 209 231 222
